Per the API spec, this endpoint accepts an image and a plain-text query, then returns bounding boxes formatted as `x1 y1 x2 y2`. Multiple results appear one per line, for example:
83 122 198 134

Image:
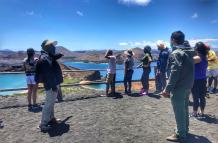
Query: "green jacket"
165 46 196 93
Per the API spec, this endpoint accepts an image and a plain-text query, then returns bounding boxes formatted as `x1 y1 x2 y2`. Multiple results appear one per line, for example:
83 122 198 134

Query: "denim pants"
124 69 134 92
56 85 63 101
41 88 58 126
191 78 207 111
141 67 151 91
156 72 167 91
171 88 190 138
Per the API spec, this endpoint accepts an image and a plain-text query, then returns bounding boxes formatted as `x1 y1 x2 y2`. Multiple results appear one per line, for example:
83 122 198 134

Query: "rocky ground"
0 85 217 143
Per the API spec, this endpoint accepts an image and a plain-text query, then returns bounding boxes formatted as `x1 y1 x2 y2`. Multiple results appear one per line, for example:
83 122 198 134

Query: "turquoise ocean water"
0 62 156 96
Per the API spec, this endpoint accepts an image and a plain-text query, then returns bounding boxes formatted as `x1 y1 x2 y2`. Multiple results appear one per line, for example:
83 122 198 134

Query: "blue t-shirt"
194 57 208 80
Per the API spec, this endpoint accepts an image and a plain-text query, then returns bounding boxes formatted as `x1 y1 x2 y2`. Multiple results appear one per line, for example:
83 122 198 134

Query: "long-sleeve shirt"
165 45 196 93
157 48 169 73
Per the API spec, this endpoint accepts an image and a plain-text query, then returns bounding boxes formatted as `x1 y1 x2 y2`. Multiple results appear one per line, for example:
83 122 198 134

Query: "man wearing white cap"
35 40 63 131
155 40 170 94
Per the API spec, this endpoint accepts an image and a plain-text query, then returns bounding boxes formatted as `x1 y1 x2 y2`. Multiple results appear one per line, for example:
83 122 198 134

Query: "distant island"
0 47 159 72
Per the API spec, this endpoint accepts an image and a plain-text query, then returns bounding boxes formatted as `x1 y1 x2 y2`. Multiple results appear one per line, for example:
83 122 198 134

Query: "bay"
0 62 156 96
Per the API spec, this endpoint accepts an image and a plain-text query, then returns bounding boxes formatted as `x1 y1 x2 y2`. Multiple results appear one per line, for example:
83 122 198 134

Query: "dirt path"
0 90 217 143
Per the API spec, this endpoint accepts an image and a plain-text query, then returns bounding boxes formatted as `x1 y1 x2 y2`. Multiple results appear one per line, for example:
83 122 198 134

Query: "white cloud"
119 42 129 46
25 11 35 16
189 38 218 47
119 0 151 6
76 11 84 17
118 40 170 49
23 10 42 18
191 13 198 19
119 38 218 49
211 19 218 24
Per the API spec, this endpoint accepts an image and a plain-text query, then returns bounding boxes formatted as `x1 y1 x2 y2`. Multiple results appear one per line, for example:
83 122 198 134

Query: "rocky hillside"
68 48 159 64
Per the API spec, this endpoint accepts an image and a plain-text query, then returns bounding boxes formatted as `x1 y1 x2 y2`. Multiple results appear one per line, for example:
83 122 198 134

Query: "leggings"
191 78 207 111
141 67 151 91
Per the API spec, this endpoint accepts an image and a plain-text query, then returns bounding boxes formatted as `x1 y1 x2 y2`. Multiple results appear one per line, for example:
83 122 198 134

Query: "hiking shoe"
166 134 185 142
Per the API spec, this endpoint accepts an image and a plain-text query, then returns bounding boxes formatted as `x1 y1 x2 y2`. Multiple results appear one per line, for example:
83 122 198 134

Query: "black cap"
27 48 35 54
144 45 151 53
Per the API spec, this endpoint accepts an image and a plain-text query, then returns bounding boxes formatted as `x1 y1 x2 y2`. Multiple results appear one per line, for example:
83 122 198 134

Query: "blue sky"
0 0 218 51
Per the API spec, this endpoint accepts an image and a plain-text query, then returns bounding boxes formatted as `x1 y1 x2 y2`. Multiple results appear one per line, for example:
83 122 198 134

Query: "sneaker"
189 113 197 118
141 91 148 96
208 87 213 94
140 88 144 95
128 90 132 95
38 124 51 132
0 121 4 129
153 90 161 95
166 134 185 142
48 118 61 126
197 113 205 118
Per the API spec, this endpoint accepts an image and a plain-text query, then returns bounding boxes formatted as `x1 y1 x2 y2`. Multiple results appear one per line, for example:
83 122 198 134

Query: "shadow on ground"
46 116 72 137
197 114 218 124
29 106 43 113
147 93 162 99
127 92 162 99
127 93 142 97
185 133 212 143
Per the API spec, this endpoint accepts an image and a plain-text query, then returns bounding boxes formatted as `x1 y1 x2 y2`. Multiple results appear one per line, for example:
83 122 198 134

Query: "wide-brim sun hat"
124 49 135 56
44 40 58 47
41 39 58 55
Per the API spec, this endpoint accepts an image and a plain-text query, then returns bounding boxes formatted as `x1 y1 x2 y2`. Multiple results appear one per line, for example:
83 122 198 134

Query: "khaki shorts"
106 73 116 84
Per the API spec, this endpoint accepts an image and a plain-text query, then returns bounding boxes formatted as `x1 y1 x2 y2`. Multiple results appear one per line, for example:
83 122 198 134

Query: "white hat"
156 40 166 48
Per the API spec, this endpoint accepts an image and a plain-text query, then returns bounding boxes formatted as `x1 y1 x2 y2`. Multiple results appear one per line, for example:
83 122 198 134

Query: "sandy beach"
0 85 217 143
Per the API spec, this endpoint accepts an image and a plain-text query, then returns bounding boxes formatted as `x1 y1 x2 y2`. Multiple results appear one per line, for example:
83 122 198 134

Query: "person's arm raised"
193 55 201 64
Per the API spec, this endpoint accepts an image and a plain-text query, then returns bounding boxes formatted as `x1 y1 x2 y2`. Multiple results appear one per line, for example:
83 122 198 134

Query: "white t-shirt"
107 56 116 74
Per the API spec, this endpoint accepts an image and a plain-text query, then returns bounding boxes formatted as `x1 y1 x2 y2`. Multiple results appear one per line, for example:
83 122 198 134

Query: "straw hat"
124 49 135 56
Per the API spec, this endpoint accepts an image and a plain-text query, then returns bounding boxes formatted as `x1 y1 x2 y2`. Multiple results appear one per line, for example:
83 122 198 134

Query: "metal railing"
0 66 157 93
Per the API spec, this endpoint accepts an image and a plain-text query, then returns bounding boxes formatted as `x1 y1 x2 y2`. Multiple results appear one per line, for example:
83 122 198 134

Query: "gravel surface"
0 90 217 143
